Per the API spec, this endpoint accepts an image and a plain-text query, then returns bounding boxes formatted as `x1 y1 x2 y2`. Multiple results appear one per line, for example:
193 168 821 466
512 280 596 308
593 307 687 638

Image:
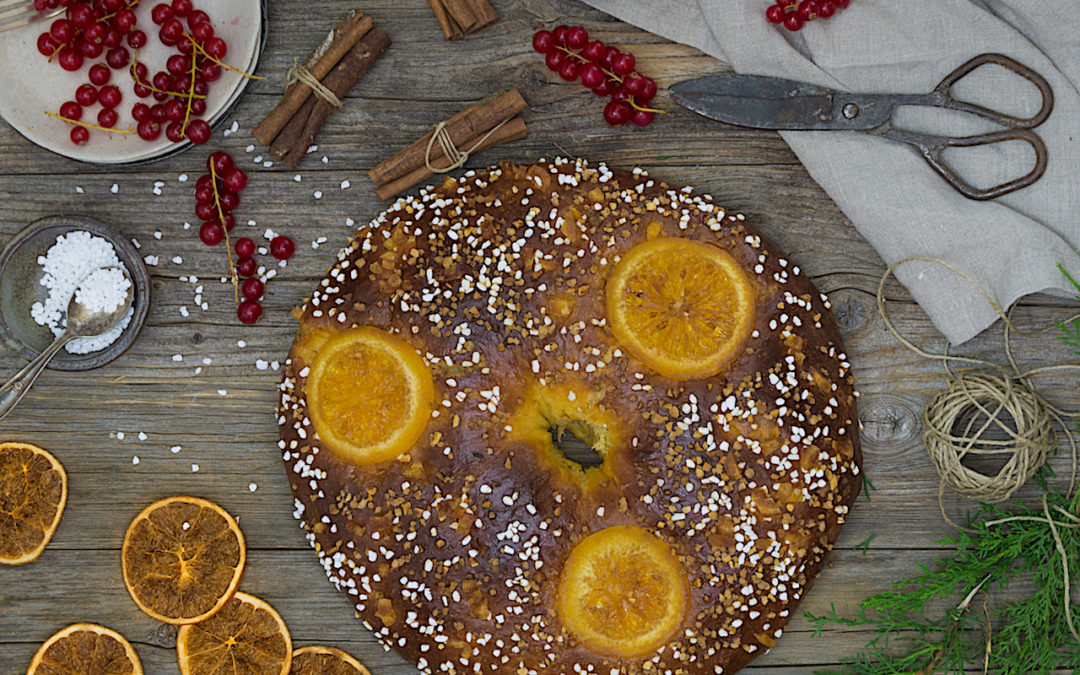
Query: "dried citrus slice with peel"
121 496 245 625
307 326 434 465
558 525 688 657
176 591 292 675
606 237 755 379
291 645 371 675
0 441 67 565
27 623 143 674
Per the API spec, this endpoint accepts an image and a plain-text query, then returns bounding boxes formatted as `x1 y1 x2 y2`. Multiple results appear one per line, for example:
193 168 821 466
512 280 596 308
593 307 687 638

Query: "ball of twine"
922 371 1055 504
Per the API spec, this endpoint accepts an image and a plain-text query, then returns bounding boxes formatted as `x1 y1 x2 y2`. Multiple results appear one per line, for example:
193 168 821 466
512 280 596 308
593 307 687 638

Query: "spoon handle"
0 333 73 421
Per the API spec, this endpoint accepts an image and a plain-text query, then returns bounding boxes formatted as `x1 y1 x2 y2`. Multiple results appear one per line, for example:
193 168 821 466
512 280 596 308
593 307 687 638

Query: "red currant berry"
114 8 136 33
622 74 646 97
57 46 84 71
204 36 227 60
37 32 58 56
592 78 616 97
784 12 804 30
552 25 569 46
270 236 295 260
818 0 836 17
194 183 214 204
611 52 635 76
580 63 605 89
88 63 110 85
798 0 818 20
631 109 654 127
544 50 566 72
195 174 213 191
97 107 118 128
79 39 104 59
67 2 96 27
190 99 207 116
191 79 208 96
236 256 257 277
83 21 105 44
70 125 90 145
165 121 185 142
234 237 255 258
137 119 161 141
199 220 223 246
150 2 171 25
639 77 658 102
221 213 236 232
558 60 580 82
166 53 188 75
126 29 147 48
50 19 75 43
106 46 129 69
131 102 151 122
98 84 122 108
200 63 222 82
207 150 232 174
159 17 184 44
150 104 168 123
603 100 631 126
601 46 621 70
610 85 629 104
221 167 247 192
581 40 606 62
171 0 192 15
241 278 264 301
218 190 239 211
532 29 554 54
185 119 211 145
59 100 82 120
191 20 213 42
766 4 786 22
164 98 185 122
75 83 97 106
186 9 209 26
194 201 216 221
237 300 262 325
565 26 588 49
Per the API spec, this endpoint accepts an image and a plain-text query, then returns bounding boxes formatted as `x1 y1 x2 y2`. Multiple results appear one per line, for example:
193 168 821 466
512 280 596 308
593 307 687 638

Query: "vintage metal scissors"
670 53 1054 200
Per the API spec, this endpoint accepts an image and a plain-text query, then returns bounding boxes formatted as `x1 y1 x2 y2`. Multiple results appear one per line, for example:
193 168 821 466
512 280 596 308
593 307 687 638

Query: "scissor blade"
671 75 879 131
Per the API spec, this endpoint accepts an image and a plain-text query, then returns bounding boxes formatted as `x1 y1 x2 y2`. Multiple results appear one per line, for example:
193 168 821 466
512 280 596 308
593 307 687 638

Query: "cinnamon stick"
271 28 392 168
252 11 373 146
427 0 498 40
369 89 527 187
426 0 456 40
375 116 527 201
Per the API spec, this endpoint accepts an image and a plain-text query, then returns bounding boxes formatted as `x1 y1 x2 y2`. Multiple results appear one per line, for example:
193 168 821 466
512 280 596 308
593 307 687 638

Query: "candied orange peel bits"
558 525 689 657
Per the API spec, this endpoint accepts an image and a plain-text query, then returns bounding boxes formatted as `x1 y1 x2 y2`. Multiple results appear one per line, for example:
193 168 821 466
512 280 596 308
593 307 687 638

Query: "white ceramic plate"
0 0 263 164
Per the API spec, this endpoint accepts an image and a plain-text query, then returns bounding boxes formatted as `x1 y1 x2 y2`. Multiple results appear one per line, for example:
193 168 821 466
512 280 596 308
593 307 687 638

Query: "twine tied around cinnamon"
424 118 509 174
285 58 343 109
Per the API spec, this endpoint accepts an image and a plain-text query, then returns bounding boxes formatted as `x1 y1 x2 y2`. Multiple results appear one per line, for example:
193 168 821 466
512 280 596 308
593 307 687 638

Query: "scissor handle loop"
933 53 1054 129
905 127 1049 201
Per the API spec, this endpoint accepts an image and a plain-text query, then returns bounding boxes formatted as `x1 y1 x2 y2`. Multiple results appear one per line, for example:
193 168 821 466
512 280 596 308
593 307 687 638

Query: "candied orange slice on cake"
0 441 67 565
606 237 755 379
558 525 688 657
121 496 246 625
306 326 434 465
27 623 143 675
176 591 292 675
291 645 371 675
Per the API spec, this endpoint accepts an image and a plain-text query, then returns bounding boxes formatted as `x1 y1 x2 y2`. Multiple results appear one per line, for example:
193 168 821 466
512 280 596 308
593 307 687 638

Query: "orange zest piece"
176 591 292 675
121 496 246 625
306 326 434 465
291 645 371 675
606 237 755 379
558 525 688 657
28 623 143 675
0 441 67 565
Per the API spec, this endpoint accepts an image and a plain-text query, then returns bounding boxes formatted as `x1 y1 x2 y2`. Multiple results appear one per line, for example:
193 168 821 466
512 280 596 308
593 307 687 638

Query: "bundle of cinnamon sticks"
369 89 528 201
253 11 390 168
427 0 498 40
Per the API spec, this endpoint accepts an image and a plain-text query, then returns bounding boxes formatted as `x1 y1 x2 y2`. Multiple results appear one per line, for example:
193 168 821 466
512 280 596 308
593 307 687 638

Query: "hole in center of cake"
550 421 605 469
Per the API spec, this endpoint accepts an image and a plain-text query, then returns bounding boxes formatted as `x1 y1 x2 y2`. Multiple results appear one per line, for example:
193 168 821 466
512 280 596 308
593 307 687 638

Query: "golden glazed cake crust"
278 158 862 674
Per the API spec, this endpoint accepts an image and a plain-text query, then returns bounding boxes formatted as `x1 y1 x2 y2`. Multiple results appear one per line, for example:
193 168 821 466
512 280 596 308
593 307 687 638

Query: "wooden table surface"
2 1 1078 673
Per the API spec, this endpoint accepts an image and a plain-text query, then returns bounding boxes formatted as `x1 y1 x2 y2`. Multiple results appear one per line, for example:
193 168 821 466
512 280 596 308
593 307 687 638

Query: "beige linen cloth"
580 0 1080 344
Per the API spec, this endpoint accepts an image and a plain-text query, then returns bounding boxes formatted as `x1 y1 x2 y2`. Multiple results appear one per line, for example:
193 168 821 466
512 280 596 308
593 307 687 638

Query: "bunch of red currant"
193 151 293 325
766 0 850 31
532 25 660 127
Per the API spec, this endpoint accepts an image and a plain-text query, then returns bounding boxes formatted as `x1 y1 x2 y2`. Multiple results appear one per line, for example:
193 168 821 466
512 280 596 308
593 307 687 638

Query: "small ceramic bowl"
0 216 151 371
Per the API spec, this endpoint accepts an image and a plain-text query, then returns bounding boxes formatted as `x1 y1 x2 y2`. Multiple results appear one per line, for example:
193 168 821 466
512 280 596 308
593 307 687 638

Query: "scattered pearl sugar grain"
30 230 134 354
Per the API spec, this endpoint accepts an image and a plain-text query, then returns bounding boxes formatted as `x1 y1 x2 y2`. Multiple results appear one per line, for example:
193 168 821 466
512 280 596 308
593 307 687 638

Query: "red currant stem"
44 110 137 135
628 98 665 114
95 0 139 23
181 35 198 135
186 34 266 80
210 162 240 303
131 51 207 99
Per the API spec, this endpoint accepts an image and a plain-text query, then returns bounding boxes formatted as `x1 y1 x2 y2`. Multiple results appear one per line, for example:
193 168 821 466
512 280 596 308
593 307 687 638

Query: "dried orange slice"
306 326 434 465
27 623 143 674
291 645 371 675
176 591 292 675
121 496 245 625
606 237 755 379
558 525 688 657
0 441 67 565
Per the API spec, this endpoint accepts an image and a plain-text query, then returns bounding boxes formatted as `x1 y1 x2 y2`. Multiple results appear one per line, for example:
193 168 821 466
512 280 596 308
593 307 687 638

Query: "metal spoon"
0 266 134 421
